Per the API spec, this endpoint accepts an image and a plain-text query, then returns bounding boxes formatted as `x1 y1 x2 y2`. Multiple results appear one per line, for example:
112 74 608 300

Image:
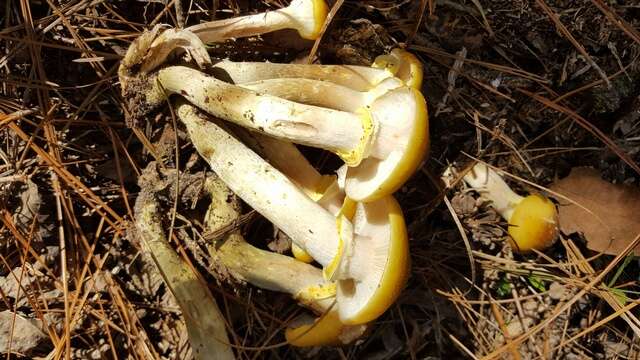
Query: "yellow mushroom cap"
310 0 329 39
508 194 558 253
293 0 329 40
336 195 410 325
291 243 315 263
344 87 429 202
285 311 368 347
372 48 424 90
285 312 342 347
394 49 424 90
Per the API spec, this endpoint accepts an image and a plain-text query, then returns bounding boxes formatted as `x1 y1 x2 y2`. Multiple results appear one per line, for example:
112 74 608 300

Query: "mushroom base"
121 73 165 128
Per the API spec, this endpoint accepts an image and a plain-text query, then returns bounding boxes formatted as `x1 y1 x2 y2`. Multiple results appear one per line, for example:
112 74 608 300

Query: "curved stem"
235 77 408 162
239 78 403 113
211 60 392 92
237 131 329 197
186 0 324 42
463 163 524 220
135 195 234 360
187 10 294 43
205 177 333 314
240 78 367 112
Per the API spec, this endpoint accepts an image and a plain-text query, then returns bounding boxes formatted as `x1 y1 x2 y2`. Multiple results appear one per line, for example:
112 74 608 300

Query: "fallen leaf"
549 167 640 255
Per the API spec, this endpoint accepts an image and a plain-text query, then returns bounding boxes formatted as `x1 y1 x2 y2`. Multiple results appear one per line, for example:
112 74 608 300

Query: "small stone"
451 193 477 216
604 341 628 357
505 317 535 337
579 318 588 328
84 271 110 293
523 300 537 312
0 310 50 355
549 282 566 300
135 308 147 319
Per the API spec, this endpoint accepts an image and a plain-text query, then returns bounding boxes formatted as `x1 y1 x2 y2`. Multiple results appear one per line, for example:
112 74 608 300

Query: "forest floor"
1 0 640 359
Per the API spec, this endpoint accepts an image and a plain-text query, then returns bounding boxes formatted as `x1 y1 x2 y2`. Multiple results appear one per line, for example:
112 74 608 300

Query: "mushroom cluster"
121 0 429 347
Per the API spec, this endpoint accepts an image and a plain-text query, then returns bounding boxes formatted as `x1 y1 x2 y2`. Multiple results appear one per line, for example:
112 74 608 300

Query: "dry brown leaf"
549 167 640 255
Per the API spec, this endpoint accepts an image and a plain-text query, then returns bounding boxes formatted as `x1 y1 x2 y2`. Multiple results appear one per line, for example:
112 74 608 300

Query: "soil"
1 0 640 359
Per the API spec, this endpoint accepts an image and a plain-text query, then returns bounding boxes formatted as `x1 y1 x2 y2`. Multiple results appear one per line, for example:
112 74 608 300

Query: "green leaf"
607 254 634 287
528 275 546 292
609 287 628 306
496 277 512 298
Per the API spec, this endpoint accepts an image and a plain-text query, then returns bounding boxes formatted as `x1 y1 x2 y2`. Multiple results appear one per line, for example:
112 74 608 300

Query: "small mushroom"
119 0 327 85
371 48 424 89
205 176 366 346
462 162 559 253
178 101 410 324
187 0 328 42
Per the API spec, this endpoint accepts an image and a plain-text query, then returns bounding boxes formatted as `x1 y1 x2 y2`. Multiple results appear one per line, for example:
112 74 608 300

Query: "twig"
443 195 476 295
306 0 343 64
490 302 522 360
590 0 640 46
175 0 184 28
405 0 428 46
0 108 37 129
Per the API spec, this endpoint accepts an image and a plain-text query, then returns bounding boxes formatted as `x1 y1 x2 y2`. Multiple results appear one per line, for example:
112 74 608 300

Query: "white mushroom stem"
237 131 345 265
205 178 334 314
178 102 369 277
239 131 345 216
236 77 406 177
240 77 403 112
211 60 394 92
187 0 326 42
215 238 335 312
135 194 234 360
237 131 328 197
151 66 397 162
462 163 524 220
